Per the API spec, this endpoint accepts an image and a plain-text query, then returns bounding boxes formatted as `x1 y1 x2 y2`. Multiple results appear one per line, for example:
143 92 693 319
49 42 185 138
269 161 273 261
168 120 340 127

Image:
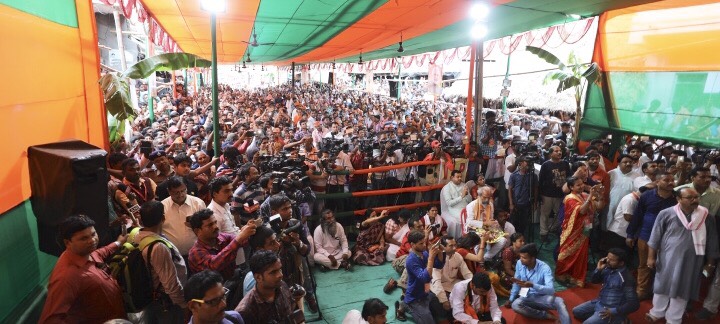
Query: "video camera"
322 137 347 156
267 214 304 239
257 153 310 174
440 138 465 158
514 140 541 164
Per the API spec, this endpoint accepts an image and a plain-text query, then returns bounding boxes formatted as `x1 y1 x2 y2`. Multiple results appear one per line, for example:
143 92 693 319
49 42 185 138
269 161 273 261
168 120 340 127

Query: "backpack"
106 227 174 313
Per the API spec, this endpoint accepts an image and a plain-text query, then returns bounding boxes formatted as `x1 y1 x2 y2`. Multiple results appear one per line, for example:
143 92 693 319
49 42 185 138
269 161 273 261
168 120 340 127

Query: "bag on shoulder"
105 227 173 313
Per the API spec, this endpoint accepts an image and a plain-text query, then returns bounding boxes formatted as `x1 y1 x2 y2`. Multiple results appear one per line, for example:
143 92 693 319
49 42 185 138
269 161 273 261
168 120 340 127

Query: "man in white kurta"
605 155 640 229
441 170 472 238
313 210 351 269
647 187 718 324
162 180 206 256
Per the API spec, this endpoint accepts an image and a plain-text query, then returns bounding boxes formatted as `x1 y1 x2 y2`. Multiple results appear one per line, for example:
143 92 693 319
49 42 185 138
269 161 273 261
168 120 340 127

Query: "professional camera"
514 140 541 164
489 122 507 132
440 139 465 158
322 138 347 156
267 213 304 239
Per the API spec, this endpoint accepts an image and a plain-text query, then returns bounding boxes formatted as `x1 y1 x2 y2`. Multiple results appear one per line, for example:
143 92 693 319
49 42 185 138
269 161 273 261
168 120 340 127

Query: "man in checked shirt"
188 208 257 280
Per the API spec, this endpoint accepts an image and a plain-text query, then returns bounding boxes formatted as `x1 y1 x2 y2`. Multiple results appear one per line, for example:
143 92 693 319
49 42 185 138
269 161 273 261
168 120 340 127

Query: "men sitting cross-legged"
506 243 570 324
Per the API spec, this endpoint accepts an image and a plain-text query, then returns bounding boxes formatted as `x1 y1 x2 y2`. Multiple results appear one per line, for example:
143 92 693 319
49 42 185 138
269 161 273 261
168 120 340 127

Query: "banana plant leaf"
123 53 212 79
99 72 135 120
526 46 564 70
581 62 600 84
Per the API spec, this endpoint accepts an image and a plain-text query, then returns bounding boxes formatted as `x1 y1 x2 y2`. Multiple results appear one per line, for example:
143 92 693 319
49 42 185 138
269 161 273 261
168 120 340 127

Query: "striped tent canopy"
139 0 663 64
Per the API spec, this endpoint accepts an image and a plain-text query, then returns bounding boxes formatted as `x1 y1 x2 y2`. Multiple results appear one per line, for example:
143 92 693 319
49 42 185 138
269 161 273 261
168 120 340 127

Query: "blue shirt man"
397 230 443 324
509 243 570 324
572 248 639 323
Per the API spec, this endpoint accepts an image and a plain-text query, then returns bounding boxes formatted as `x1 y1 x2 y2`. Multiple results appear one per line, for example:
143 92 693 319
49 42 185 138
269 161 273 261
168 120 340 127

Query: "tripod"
302 255 323 321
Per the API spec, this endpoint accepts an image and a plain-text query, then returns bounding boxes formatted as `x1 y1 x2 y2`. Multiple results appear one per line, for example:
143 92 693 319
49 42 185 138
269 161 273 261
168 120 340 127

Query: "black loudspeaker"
28 140 110 256
389 81 399 98
328 72 334 85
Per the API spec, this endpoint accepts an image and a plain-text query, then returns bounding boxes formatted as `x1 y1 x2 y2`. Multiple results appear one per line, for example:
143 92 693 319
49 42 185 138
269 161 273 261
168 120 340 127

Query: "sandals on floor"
383 278 397 294
645 312 660 323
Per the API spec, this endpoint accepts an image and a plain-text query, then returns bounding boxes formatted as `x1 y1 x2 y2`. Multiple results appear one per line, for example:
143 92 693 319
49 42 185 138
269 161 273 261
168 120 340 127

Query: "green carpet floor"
306 224 588 323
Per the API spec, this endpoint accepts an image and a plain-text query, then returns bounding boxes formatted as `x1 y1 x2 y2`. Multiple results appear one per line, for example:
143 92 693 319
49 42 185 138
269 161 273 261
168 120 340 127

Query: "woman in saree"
352 209 388 266
555 176 604 287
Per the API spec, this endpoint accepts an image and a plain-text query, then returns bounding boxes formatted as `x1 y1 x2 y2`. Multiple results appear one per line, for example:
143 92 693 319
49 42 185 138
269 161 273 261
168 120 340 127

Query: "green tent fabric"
581 74 720 148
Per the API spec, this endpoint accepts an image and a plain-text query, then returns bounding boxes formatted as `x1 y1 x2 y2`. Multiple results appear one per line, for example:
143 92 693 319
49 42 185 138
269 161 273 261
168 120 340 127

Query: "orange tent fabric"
0 1 106 214
594 0 720 72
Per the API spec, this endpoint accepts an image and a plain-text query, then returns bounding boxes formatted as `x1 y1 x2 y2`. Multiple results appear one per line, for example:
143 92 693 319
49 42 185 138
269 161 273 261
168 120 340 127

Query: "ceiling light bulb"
567 13 581 20
471 24 488 39
200 0 226 13
470 3 489 20
398 41 404 53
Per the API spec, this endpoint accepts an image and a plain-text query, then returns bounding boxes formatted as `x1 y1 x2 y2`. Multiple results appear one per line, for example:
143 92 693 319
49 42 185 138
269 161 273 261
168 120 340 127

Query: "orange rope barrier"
349 159 440 175
350 184 444 197
352 201 440 216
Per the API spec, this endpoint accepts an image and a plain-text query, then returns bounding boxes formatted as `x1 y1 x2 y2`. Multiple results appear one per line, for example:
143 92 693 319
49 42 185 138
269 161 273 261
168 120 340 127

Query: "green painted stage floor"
306 224 580 323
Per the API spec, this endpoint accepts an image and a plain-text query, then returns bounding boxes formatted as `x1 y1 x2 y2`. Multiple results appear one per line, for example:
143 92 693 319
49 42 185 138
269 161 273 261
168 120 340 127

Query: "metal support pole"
146 35 155 123
112 5 127 71
473 41 484 143
183 69 188 97
397 57 402 101
502 52 511 116
211 13 221 157
465 43 476 156
291 62 296 89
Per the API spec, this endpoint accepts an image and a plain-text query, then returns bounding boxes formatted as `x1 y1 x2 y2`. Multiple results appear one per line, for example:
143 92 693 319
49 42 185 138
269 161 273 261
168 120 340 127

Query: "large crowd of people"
38 80 720 324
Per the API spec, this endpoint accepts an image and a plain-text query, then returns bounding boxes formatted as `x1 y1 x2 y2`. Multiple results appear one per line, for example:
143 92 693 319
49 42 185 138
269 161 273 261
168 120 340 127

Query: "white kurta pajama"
464 200 508 260
648 205 718 324
313 223 351 269
441 181 472 238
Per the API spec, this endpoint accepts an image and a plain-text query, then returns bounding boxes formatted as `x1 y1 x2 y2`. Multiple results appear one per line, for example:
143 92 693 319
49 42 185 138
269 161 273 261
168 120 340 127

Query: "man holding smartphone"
506 243 570 324
572 248 639 323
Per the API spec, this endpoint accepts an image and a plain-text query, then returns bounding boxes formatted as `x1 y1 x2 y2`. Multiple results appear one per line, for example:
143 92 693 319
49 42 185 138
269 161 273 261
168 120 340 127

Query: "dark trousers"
370 177 387 208
349 180 367 211
326 184 345 211
142 300 184 324
511 203 532 238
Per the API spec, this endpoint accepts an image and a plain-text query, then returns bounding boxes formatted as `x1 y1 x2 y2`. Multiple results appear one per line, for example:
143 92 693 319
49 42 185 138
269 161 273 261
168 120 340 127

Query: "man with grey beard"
313 209 352 270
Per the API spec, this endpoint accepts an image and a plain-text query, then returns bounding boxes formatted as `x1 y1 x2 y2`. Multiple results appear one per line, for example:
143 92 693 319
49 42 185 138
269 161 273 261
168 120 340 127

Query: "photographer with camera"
423 140 454 202
507 157 539 238
479 110 506 178
236 250 305 324
232 163 267 225
187 208 256 281
369 140 392 208
326 141 354 218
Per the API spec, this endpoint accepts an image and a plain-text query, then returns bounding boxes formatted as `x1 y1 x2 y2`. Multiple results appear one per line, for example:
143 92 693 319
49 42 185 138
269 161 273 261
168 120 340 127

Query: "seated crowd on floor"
39 81 720 324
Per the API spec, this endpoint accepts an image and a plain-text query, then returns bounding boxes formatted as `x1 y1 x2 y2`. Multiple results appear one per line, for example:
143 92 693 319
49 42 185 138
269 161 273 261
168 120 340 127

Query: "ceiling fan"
242 28 275 47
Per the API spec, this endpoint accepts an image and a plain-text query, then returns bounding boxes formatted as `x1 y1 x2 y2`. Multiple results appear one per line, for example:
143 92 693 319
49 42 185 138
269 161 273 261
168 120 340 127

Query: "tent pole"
291 62 296 89
112 4 127 71
210 13 220 157
397 58 402 101
502 52 511 116
465 43 476 156
473 41 483 144
146 35 155 123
